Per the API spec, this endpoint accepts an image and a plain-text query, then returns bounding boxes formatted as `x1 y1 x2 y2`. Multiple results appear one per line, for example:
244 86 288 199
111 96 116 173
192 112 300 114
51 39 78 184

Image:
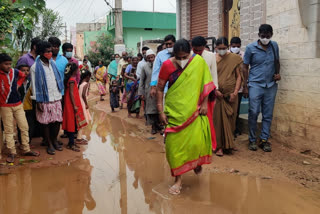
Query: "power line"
80 0 95 23
53 0 65 10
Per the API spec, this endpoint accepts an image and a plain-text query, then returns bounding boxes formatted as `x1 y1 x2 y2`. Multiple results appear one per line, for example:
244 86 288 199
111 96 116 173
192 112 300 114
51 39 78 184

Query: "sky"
46 0 176 28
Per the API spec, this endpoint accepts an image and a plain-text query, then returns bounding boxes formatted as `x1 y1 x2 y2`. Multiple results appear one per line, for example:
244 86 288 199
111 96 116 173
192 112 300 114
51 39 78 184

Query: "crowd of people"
0 37 92 162
0 23 280 195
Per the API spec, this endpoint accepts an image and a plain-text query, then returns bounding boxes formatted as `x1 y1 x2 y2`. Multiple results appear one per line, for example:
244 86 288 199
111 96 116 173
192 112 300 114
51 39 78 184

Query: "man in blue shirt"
243 24 281 152
150 35 176 96
49 37 68 96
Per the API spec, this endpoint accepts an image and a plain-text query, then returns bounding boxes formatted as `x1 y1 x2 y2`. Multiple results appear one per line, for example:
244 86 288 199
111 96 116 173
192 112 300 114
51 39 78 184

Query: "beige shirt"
200 50 219 89
117 58 128 77
30 60 62 102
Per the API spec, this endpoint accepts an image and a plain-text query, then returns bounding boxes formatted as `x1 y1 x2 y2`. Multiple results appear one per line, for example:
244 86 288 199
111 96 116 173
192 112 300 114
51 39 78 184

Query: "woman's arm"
82 84 89 109
156 78 168 125
138 69 146 98
199 96 208 115
69 81 78 113
229 66 242 103
234 65 242 94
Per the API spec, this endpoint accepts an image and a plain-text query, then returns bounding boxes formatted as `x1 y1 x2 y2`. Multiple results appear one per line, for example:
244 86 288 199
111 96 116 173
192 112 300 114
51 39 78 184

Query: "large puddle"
0 109 320 214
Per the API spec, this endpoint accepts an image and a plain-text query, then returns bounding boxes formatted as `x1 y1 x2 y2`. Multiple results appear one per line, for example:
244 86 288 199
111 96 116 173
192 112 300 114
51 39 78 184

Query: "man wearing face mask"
191 36 218 89
150 35 176 97
49 37 68 95
30 41 64 155
136 46 150 79
230 37 245 137
62 43 80 84
243 24 281 152
107 54 120 81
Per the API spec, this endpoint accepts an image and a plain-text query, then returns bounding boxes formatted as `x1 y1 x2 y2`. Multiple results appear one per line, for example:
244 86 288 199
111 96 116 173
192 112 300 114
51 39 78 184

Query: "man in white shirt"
30 41 64 155
191 36 218 89
136 46 149 79
230 37 245 137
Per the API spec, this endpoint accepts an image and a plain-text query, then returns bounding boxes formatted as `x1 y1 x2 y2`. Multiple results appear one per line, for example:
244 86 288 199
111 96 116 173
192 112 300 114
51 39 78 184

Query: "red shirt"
0 68 26 107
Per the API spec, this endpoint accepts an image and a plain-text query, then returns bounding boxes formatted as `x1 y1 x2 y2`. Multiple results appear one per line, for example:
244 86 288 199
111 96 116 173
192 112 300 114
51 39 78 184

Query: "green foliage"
36 8 63 40
0 0 46 58
87 34 115 67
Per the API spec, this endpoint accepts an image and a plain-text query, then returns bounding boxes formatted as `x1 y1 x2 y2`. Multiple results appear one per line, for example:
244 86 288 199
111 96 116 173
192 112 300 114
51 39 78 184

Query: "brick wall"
240 0 266 48
267 0 320 154
208 0 222 37
180 0 191 39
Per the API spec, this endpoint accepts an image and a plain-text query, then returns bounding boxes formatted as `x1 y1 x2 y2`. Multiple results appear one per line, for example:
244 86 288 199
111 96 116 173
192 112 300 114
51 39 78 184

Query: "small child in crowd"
109 80 120 112
62 63 88 152
0 53 39 163
17 64 31 145
76 69 92 144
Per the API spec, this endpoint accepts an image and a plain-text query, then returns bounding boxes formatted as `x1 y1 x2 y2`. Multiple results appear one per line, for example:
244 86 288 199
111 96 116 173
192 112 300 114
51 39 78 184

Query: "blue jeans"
248 84 278 142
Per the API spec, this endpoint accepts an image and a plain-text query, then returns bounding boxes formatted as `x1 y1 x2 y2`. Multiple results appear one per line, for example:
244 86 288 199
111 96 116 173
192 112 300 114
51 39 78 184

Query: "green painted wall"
122 11 176 29
123 28 176 54
83 26 110 55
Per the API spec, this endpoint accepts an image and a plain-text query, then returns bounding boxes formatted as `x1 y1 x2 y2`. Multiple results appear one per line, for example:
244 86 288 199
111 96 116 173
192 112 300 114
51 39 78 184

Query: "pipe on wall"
176 0 181 39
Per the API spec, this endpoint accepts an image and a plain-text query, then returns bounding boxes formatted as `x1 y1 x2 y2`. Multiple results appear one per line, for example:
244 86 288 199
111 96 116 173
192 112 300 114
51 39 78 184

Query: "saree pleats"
164 55 215 176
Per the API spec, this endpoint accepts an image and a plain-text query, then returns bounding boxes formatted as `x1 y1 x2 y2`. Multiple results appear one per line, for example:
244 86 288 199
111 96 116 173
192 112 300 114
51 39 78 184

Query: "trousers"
248 84 278 142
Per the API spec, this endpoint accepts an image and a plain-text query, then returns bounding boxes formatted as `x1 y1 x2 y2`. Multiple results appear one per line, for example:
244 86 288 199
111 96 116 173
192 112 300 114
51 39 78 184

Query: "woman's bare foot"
169 176 182 195
128 114 133 118
216 148 224 157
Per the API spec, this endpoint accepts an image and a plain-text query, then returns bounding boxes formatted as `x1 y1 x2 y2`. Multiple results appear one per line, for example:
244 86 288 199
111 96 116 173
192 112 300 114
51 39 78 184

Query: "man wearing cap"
138 49 162 134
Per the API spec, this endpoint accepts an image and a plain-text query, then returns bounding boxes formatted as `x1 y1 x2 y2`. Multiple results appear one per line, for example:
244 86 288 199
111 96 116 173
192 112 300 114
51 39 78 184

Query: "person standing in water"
157 39 215 195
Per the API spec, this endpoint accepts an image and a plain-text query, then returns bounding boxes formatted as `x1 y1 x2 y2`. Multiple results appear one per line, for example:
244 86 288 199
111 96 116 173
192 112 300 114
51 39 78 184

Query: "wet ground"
1 106 320 214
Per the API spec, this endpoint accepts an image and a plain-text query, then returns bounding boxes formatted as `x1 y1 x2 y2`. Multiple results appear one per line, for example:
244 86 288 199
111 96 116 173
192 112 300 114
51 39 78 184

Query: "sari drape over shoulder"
96 66 107 95
162 54 216 176
214 53 243 150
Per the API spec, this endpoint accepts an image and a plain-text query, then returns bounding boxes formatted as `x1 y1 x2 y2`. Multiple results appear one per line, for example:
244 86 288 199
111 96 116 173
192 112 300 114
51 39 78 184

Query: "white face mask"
260 38 271 45
115 58 120 63
217 49 227 56
230 47 240 54
167 47 173 53
176 59 189 68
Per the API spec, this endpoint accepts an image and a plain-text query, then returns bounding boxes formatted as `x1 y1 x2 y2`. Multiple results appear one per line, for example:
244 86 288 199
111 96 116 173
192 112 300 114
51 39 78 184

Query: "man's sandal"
67 145 80 152
23 151 40 157
6 154 16 163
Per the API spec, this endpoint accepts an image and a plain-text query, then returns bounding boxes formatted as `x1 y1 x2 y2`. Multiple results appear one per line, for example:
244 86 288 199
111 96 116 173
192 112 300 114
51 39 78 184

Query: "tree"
0 0 46 61
88 34 115 67
36 8 63 40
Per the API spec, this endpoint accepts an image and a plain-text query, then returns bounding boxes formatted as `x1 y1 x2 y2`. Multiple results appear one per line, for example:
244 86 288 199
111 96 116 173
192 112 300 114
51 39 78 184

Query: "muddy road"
1 103 320 213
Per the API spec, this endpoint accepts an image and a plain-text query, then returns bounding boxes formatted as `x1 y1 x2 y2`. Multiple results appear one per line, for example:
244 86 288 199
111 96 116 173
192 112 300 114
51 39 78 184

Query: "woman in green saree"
157 39 216 195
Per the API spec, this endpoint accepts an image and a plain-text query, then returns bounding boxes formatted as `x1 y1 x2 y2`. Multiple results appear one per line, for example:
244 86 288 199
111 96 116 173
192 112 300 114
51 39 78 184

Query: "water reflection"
0 158 95 214
0 108 320 214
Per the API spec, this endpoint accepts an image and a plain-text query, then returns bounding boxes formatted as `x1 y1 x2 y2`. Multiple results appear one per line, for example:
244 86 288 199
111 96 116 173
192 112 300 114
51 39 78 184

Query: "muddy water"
0 109 320 214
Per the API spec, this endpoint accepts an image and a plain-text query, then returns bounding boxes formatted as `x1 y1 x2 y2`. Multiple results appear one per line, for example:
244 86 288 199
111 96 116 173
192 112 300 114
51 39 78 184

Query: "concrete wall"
76 23 105 33
240 0 266 47
180 0 191 39
208 0 222 38
76 33 84 60
267 0 320 154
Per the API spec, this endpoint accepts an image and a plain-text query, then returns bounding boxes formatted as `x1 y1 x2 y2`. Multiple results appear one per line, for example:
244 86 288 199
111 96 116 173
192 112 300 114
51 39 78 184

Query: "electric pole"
114 0 123 44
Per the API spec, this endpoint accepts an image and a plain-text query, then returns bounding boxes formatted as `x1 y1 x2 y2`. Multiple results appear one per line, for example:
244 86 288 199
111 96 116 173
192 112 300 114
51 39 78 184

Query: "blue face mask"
65 51 72 58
